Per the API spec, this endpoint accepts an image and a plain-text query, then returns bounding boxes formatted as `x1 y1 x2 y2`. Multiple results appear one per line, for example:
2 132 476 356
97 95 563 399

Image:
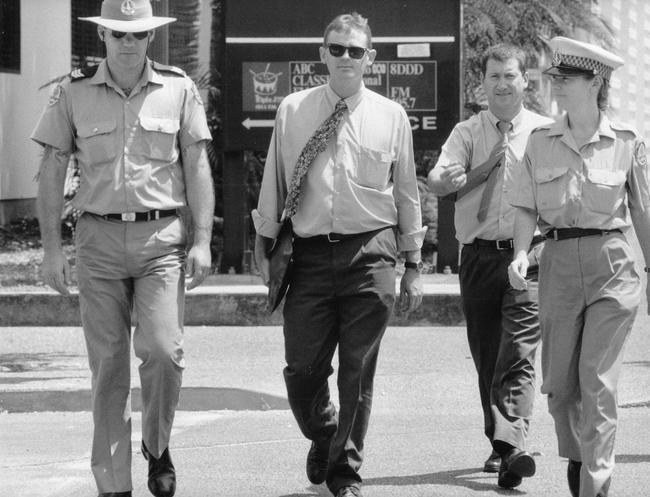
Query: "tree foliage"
463 0 615 115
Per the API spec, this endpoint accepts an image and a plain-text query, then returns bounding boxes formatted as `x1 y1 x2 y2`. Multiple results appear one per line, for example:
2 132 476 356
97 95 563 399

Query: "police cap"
543 36 623 80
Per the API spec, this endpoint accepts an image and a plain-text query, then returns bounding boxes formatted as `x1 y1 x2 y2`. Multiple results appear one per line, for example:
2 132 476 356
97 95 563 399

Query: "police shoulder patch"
48 84 63 106
190 83 204 105
70 65 99 82
635 141 647 167
152 61 186 77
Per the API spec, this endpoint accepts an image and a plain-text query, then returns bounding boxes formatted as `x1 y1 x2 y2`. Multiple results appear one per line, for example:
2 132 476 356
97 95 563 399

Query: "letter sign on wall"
222 0 461 152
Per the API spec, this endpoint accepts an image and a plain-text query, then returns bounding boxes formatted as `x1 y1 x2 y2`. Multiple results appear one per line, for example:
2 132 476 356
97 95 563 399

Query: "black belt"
294 226 393 245
100 209 178 222
466 234 546 251
548 228 621 241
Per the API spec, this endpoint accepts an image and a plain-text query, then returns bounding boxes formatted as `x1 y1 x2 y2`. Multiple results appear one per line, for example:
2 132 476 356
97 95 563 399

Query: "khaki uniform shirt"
511 113 650 234
31 58 211 214
435 108 553 244
252 83 426 252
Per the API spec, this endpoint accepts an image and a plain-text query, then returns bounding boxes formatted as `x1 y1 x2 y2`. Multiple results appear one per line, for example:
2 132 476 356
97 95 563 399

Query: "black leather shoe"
483 449 501 473
567 459 581 497
98 493 132 497
306 440 330 484
336 486 362 497
497 448 536 489
142 441 176 497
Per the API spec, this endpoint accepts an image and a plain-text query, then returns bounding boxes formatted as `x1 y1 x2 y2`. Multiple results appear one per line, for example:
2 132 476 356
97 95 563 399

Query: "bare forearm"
512 207 538 256
183 142 215 246
36 147 69 251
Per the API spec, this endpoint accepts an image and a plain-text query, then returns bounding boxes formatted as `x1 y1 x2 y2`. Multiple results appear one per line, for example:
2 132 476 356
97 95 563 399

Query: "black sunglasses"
326 43 369 59
110 30 150 40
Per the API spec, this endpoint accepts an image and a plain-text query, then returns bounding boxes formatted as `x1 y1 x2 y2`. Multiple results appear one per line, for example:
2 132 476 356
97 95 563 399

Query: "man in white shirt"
428 43 552 490
253 12 425 497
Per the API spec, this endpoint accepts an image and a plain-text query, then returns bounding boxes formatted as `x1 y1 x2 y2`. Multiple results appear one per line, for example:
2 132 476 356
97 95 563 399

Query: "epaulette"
152 61 186 77
610 121 639 136
70 65 99 82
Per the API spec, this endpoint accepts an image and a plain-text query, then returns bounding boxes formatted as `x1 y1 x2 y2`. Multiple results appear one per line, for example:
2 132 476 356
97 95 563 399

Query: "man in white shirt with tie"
428 44 552 489
253 12 425 497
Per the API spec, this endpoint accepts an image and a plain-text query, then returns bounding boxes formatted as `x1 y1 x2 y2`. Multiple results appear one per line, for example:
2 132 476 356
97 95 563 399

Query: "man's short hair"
323 12 372 48
481 44 527 75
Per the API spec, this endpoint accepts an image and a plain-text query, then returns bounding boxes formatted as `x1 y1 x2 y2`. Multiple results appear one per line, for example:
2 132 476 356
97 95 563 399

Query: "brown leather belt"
100 209 178 222
548 228 621 241
465 234 546 251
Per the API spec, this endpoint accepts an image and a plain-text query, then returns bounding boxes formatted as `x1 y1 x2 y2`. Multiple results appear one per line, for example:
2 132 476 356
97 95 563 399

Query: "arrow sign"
242 118 274 129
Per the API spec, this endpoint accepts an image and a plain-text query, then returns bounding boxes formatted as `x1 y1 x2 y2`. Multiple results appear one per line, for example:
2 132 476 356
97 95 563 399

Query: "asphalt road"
1 321 649 497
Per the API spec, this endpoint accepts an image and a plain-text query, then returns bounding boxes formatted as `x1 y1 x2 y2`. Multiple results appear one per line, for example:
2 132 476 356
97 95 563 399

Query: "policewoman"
508 37 650 497
31 1 214 496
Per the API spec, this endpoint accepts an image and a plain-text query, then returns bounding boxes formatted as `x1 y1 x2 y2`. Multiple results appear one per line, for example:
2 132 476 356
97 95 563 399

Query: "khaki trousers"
75 213 186 493
539 232 639 497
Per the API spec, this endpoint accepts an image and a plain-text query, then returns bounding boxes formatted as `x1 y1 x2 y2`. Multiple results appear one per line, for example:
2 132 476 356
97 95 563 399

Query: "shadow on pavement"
0 386 289 413
277 487 331 497
365 467 527 494
616 453 650 464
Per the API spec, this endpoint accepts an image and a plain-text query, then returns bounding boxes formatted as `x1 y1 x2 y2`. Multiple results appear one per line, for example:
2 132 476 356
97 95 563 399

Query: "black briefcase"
267 219 293 313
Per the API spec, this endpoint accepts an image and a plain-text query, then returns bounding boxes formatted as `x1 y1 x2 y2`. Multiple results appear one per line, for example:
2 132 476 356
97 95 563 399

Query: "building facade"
596 0 649 137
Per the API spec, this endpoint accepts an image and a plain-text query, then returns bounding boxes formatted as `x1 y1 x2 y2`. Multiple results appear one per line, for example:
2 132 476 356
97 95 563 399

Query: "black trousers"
283 227 397 493
459 243 541 452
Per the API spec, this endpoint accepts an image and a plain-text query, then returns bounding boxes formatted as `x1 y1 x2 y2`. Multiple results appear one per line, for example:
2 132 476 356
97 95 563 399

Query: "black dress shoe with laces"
142 441 176 497
567 459 581 497
497 448 536 489
336 486 362 497
483 449 501 473
306 440 330 484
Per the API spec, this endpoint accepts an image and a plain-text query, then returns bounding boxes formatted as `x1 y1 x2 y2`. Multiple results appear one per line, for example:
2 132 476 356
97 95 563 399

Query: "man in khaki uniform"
31 1 214 496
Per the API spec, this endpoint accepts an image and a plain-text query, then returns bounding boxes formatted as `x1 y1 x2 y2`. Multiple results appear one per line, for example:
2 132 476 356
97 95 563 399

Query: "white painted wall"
0 0 71 201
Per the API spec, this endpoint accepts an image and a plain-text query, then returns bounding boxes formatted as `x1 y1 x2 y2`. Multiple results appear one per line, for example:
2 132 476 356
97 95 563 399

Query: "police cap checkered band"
552 52 613 80
543 36 623 80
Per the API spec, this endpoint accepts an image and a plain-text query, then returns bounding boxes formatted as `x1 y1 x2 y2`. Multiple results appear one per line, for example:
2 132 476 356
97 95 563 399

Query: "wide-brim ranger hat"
543 36 624 81
79 0 176 32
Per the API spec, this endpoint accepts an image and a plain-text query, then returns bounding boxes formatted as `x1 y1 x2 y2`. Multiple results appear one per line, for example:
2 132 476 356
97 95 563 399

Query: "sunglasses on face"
110 30 150 40
326 43 369 59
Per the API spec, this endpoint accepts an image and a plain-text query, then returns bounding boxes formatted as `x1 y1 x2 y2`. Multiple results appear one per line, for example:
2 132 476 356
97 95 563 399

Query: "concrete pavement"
1 319 650 497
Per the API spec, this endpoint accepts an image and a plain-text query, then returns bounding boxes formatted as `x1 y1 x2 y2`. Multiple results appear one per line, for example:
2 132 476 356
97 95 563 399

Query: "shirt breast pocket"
76 120 117 164
583 168 626 214
139 116 180 161
352 146 394 190
534 166 569 212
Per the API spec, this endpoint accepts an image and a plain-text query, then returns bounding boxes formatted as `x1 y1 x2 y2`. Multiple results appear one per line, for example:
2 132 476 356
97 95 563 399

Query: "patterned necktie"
477 120 511 223
283 99 348 218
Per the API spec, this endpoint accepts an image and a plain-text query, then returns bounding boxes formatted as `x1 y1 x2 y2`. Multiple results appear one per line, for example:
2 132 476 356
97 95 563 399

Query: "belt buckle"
121 212 136 222
495 239 511 250
552 229 559 241
327 233 341 243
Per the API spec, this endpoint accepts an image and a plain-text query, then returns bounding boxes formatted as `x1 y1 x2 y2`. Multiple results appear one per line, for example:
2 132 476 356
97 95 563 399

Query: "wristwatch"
404 260 423 272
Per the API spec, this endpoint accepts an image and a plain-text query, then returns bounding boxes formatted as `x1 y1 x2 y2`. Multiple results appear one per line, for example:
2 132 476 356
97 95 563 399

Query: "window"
71 0 105 68
0 0 20 73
